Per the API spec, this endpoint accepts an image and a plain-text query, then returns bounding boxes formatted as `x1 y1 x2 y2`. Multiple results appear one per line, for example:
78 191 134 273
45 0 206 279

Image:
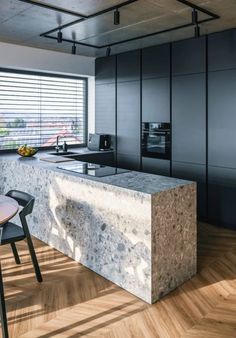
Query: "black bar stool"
0 190 43 338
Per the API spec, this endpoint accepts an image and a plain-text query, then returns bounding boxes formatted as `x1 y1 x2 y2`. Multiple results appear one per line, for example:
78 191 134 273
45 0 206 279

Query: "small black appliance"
88 133 111 151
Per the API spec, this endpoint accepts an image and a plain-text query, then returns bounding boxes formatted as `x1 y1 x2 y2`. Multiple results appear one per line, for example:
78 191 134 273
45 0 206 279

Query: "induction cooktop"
57 162 130 177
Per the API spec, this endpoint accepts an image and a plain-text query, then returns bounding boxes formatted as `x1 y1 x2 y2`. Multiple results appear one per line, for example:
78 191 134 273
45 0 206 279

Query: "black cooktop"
57 162 130 177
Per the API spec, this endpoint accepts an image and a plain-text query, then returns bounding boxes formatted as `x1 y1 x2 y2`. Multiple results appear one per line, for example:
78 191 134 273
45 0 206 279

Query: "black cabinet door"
172 73 206 164
142 157 170 176
172 37 206 75
208 166 236 230
208 29 236 72
117 153 140 171
117 81 140 157
95 56 116 84
172 161 206 220
142 77 170 122
117 50 140 83
95 83 116 148
142 43 170 79
208 69 236 168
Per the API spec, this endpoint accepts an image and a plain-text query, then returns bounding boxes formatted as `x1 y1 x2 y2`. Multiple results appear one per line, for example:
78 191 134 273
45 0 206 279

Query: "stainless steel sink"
48 151 78 156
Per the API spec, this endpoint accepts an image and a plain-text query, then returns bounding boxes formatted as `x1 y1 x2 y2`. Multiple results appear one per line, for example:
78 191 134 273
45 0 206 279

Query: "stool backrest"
5 190 35 217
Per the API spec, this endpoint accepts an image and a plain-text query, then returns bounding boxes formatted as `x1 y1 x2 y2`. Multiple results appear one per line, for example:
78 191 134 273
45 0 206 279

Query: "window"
0 69 87 151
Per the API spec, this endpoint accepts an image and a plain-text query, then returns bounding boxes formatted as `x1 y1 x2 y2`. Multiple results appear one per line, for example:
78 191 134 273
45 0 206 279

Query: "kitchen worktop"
0 149 197 304
0 149 192 196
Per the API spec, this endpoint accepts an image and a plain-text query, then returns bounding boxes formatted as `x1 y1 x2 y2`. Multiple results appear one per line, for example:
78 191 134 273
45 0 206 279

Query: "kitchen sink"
48 151 78 156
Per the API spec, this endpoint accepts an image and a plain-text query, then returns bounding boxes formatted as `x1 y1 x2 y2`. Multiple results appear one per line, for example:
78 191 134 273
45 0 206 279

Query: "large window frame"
0 68 88 153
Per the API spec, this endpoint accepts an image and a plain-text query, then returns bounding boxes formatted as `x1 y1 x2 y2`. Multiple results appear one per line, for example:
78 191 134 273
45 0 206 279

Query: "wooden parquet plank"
0 222 234 338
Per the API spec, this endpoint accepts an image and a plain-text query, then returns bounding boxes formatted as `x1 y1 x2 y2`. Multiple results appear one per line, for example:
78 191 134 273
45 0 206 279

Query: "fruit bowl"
17 145 38 157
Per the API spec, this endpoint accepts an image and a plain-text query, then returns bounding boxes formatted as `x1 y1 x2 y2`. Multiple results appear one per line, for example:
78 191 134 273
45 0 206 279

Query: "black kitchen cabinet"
172 36 206 76
142 157 170 176
142 77 170 122
142 43 170 79
117 80 140 162
95 83 116 148
172 161 206 220
208 69 236 168
117 153 140 171
172 73 206 164
208 29 236 72
117 50 140 83
95 56 116 84
208 166 236 230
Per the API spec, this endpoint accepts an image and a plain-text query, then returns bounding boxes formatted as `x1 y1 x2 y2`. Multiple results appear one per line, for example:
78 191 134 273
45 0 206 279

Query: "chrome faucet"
55 135 62 152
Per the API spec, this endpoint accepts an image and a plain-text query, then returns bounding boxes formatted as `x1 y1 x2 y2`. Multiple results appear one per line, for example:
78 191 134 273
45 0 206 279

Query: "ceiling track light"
57 30 63 43
106 46 111 57
72 42 76 55
191 9 200 38
114 8 120 25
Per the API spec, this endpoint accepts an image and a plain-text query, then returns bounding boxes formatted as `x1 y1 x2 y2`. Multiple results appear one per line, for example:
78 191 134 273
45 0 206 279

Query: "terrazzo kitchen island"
0 154 197 304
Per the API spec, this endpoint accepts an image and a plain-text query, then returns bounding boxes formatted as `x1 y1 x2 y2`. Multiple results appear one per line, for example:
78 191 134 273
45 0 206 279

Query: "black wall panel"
208 30 236 72
142 158 170 176
95 56 116 84
172 73 206 164
117 50 140 83
172 37 206 75
208 69 236 168
142 77 170 122
208 166 236 230
172 161 206 219
142 44 170 79
117 81 140 158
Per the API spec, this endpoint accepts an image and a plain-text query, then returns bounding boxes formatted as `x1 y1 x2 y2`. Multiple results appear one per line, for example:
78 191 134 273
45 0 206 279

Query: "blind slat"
0 70 87 150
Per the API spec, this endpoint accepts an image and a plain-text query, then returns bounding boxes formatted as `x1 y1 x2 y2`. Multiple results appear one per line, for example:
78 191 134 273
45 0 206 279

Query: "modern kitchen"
0 1 235 337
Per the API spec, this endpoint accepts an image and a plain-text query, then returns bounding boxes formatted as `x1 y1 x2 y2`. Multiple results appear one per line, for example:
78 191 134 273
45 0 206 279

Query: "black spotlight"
72 43 76 55
114 8 120 25
57 30 63 43
192 9 198 25
106 46 111 57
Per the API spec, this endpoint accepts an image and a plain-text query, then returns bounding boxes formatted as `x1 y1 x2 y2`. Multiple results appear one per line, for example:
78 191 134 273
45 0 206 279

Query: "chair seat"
1 222 26 244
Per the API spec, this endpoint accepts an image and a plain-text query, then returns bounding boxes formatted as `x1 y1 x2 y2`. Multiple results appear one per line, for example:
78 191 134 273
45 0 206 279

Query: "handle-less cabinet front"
208 166 236 230
117 81 140 170
172 37 206 76
208 69 236 168
172 73 206 165
95 83 116 148
142 77 170 122
142 43 170 79
142 158 170 176
95 56 116 84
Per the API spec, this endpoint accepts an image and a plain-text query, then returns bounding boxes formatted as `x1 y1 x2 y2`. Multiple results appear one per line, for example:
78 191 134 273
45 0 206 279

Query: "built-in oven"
142 122 171 159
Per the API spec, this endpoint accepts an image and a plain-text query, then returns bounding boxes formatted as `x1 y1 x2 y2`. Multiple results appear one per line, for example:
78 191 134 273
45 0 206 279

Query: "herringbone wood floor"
0 223 235 338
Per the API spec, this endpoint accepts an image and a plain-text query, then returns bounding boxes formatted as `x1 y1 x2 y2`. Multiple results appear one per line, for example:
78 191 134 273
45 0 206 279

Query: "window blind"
0 70 87 150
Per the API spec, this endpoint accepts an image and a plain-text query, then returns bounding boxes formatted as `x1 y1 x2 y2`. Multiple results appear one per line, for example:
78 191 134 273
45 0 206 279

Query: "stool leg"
0 263 9 338
11 243 21 265
25 235 43 283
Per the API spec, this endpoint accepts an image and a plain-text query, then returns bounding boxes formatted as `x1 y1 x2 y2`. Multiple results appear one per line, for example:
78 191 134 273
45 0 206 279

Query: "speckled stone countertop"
0 149 197 303
0 149 193 196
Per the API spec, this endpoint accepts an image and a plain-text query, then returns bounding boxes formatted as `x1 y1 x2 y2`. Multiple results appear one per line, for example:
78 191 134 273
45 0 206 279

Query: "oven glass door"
142 130 170 159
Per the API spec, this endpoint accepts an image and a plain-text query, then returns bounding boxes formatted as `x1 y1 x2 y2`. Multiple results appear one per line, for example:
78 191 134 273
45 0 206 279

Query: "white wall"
0 41 95 76
0 41 95 135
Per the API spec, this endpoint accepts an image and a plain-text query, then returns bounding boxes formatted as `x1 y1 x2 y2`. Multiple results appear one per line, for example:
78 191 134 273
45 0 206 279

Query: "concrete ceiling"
0 0 235 57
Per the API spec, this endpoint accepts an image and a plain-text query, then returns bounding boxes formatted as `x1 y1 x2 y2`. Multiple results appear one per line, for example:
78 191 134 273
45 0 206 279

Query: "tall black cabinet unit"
172 37 207 219
142 44 171 176
95 56 116 150
208 30 236 230
116 50 141 170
